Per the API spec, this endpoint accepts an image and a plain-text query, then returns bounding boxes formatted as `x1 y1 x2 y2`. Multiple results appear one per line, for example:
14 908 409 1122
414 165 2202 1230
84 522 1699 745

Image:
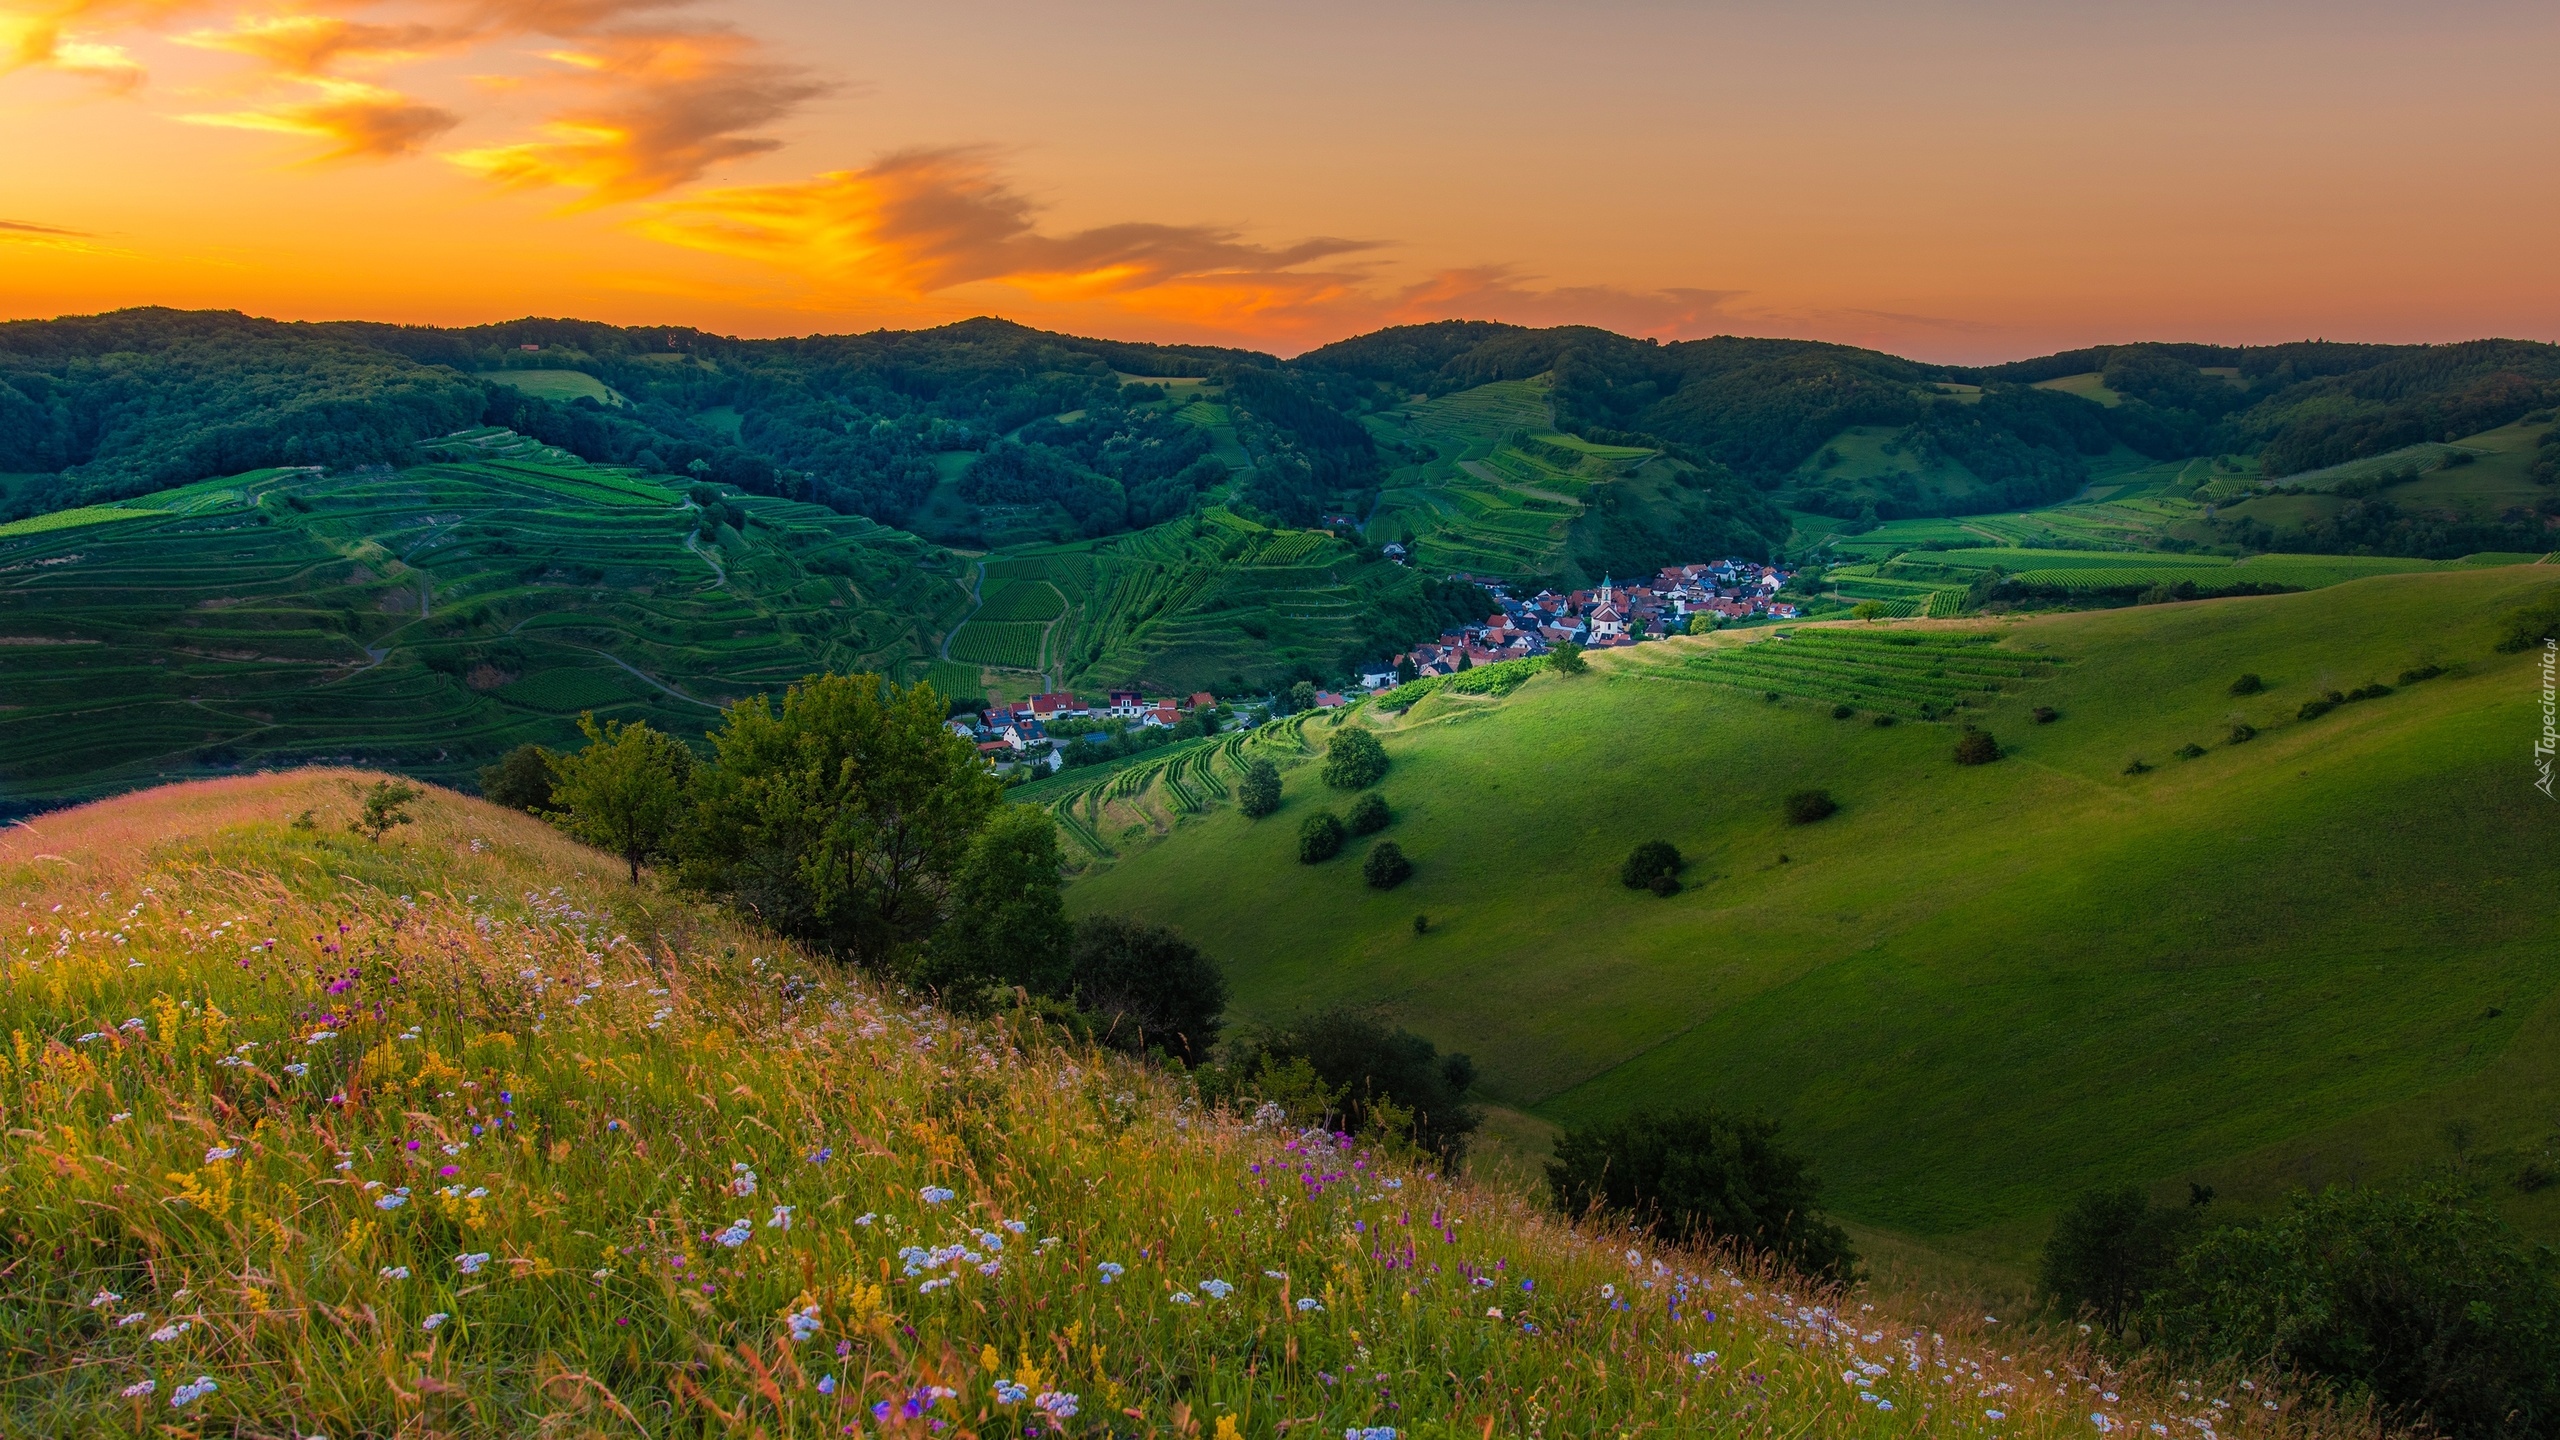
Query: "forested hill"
7 308 2556 537
1299 321 2560 502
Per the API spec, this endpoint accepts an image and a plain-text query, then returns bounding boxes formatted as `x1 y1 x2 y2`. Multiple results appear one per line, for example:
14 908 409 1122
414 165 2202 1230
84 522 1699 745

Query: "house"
1587 578 1628 642
1381 542 1408 562
945 717 981 740
1357 669 1398 690
1187 692 1217 712
1145 700 1180 727
1029 692 1083 719
1313 691 1348 709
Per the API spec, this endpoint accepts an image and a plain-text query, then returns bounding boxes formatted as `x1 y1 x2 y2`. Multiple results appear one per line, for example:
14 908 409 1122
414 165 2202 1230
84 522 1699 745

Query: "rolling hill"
1061 562 2560 1268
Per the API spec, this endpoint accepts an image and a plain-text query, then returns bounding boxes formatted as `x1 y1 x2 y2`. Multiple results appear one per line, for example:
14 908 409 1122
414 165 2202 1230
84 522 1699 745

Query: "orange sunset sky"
4 0 2556 362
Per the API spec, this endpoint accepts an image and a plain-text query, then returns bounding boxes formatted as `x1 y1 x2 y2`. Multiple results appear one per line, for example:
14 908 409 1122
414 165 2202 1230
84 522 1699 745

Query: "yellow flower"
1215 1417 1242 1440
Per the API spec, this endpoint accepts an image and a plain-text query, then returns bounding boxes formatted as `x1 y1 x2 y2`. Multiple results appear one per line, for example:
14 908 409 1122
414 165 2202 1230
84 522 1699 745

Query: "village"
949 557 1797 775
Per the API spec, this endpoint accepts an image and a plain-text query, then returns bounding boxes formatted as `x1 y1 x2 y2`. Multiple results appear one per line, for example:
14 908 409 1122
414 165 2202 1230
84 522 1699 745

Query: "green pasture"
1066 564 2560 1269
2030 371 2122 406
0 504 165 539
485 368 625 406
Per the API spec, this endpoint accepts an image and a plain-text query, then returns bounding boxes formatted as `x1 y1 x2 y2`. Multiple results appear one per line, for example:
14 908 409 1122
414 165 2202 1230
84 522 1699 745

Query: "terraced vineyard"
1663 630 2069 718
0 438 967 810
1024 708 1337 864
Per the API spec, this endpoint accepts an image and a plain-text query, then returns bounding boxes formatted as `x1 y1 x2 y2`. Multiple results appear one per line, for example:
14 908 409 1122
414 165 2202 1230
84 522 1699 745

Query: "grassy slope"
1065 565 2560 1265
0 773 2225 1439
0 441 964 810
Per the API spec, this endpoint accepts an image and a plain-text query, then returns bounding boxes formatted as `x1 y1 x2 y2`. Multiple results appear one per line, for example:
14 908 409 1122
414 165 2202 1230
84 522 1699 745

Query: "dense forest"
6 308 2555 553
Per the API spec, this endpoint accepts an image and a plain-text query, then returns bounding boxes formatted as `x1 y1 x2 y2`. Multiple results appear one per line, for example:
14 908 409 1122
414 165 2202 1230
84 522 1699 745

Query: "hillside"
1063 563 2560 1266
0 772 2230 1437
0 437 964 813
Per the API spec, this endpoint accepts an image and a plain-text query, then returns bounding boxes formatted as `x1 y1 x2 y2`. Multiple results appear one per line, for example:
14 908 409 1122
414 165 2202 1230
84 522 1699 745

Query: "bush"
1647 872 1680 897
2175 743 2206 759
1363 841 1413 889
1236 758 1282 818
2123 758 2153 774
2397 664 2444 684
1830 703 1855 719
1871 714 1896 728
2142 1177 2560 1440
2298 693 2342 720
1298 810 1346 863
1783 789 1838 825
1620 840 1682 890
1546 1108 1855 1280
1320 728 1388 790
2226 723 2256 744
2038 1185 2198 1339
1346 791 1390 835
1548 641 1587 675
2032 705 2059 724
1257 1009 1479 1166
2228 673 2264 695
478 743 556 811
1952 728 2000 765
1069 915 1227 1063
2345 682 2392 701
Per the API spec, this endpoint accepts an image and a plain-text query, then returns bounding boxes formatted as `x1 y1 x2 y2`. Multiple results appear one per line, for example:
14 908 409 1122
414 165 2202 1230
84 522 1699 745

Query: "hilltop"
0 771 2239 1437
1061 562 2560 1267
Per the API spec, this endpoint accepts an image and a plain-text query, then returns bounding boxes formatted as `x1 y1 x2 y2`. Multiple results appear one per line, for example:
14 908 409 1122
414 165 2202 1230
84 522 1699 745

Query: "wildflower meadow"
0 773 2324 1438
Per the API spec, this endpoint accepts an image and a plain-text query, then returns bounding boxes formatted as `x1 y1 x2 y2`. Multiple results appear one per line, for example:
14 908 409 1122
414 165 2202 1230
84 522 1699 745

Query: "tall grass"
3 773 2317 1438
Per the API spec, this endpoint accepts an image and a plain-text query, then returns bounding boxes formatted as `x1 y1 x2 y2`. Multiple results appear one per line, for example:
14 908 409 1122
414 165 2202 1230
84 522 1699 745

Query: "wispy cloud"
0 217 91 235
447 28 823 202
183 78 460 159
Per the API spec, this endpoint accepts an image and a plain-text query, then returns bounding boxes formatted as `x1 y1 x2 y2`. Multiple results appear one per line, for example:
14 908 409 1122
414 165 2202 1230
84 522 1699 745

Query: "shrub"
2226 723 2256 744
1297 810 1346 863
2032 706 2059 724
349 778 422 845
1620 840 1682 890
1363 841 1413 890
1346 791 1390 835
2039 1186 2199 1339
2123 758 2153 775
1851 600 1889 620
2175 743 2206 759
2345 682 2392 701
1548 641 1587 675
478 743 556 811
1647 872 1680 897
1320 728 1388 790
1783 789 1838 825
1257 1009 1478 1166
1546 1108 1856 1280
2142 1177 2560 1440
2228 673 2264 695
2397 664 2444 684
1952 728 2000 765
1871 714 1896 728
2298 693 2341 720
1069 915 1227 1062
1236 758 1282 818
1831 703 1855 719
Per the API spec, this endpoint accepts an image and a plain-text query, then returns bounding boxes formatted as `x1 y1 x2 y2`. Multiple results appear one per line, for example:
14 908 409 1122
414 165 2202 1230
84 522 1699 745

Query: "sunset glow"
5 0 2556 358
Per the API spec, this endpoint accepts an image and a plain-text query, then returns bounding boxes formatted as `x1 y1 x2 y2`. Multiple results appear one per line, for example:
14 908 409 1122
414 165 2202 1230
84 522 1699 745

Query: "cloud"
0 217 91 234
2 0 198 88
178 15 450 78
640 146 1380 304
446 29 825 201
183 78 461 158
1382 266 1747 339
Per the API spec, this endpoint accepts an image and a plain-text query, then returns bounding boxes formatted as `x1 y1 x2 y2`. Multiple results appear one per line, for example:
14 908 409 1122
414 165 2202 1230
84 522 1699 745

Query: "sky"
3 0 2556 362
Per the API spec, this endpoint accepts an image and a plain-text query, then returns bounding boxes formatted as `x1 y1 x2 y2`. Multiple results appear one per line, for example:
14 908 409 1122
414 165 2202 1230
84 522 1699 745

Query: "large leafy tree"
681 674 1003 963
1546 1108 1856 1280
1069 915 1228 1063
915 804 1073 1001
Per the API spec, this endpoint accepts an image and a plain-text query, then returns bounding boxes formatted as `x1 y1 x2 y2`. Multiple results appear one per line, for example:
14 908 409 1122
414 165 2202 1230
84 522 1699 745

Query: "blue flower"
995 1379 1030 1405
919 1185 955 1205
1097 1261 1124 1284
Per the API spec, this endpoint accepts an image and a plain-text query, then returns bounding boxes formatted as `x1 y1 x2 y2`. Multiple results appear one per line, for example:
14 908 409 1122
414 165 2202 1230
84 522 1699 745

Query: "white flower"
853 1212 877 1227
306 1031 336 1044
1484 1306 1503 1320
768 1204 793 1230
203 1146 237 1163
284 1063 309 1077
1034 1391 1080 1420
149 1321 190 1342
170 1376 218 1409
121 1379 156 1398
89 1290 122 1309
376 1194 407 1210
115 1313 145 1327
1200 1278 1234 1300
110 1112 133 1123
730 1163 758 1197
421 1313 449 1332
379 1266 410 1280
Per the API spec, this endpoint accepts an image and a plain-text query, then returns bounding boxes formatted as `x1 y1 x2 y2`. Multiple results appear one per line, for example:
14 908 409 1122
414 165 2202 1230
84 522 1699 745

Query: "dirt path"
940 559 988 661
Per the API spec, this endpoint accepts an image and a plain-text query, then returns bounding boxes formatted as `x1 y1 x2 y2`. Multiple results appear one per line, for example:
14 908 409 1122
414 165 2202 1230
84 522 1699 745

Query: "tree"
1298 810 1346 863
914 805 1070 1002
1321 728 1388 790
1620 840 1682 889
1237 758 1282 818
2038 1185 2197 1339
1363 841 1412 889
1783 789 1838 825
1394 656 1419 685
549 713 693 882
1346 791 1390 835
349 778 421 844
478 744 556 812
1549 641 1587 675
1289 680 1318 713
1953 728 2001 765
1070 915 1227 1062
1851 600 1889 620
680 674 1002 962
1261 1009 1478 1167
2228 673 2265 696
1547 1108 1855 1278
2142 1177 2560 1440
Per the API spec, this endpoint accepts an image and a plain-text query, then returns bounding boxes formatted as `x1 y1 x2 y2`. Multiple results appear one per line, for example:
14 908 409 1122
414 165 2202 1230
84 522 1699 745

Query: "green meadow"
1065 563 2560 1269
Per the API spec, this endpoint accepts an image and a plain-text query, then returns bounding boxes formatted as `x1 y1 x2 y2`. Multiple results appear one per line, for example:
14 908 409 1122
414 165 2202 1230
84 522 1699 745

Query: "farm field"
1064 562 2560 1271
482 368 626 406
0 437 968 812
